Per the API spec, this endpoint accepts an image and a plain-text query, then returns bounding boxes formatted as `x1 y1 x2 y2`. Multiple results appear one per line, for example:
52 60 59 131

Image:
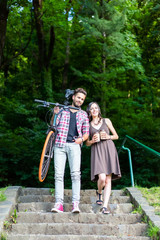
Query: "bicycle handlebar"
34 99 79 110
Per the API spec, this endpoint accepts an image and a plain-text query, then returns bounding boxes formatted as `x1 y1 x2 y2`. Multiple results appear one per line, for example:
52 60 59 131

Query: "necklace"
92 118 101 125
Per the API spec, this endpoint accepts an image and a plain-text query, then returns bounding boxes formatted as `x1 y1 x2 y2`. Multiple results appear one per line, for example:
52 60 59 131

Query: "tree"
136 0 160 117
0 0 159 188
33 0 55 70
0 0 9 68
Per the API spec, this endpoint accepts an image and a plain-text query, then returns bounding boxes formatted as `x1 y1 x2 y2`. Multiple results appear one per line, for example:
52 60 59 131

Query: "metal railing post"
118 135 160 188
122 146 135 187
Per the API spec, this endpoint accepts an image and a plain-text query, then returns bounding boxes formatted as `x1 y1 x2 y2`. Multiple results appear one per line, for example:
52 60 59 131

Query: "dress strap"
102 118 106 126
102 118 108 128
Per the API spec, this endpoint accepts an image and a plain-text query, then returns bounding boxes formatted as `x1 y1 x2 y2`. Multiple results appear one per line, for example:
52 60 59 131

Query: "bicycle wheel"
39 130 55 182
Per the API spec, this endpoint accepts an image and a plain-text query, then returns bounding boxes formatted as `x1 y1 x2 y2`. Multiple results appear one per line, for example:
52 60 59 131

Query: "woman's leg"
97 173 106 193
97 173 106 203
103 174 112 208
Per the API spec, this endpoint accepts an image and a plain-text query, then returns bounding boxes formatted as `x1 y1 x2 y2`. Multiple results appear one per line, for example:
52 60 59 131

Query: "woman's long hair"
86 102 102 123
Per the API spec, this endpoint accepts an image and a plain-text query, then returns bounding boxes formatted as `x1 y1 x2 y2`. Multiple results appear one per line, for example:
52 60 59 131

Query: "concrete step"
7 234 151 240
19 188 125 197
10 223 148 236
16 212 142 224
17 202 133 214
4 188 151 239
18 195 130 204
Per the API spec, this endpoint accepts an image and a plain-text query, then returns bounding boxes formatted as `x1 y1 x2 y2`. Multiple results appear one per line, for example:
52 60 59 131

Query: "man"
51 88 89 213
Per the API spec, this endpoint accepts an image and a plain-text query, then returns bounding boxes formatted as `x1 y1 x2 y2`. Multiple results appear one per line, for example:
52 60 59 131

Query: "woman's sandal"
96 190 103 205
102 207 110 214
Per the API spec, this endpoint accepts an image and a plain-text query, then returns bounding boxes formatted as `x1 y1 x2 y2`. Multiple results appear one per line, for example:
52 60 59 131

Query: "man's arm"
50 106 60 126
80 113 89 143
74 133 89 145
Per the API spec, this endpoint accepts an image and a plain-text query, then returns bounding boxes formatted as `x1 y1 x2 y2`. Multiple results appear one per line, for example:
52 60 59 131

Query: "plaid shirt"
54 108 89 147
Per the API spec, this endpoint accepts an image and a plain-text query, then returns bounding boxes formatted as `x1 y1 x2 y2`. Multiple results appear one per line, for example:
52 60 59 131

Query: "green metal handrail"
118 135 160 187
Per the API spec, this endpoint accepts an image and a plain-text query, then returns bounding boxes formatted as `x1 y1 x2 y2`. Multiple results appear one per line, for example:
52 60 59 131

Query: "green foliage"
137 187 160 215
0 0 159 189
0 232 7 240
132 205 143 214
147 221 160 240
3 208 18 234
0 188 7 202
3 221 11 230
10 209 18 224
50 188 55 196
0 193 6 202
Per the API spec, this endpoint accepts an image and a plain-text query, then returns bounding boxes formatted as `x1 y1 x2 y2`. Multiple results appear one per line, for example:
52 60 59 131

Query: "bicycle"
35 99 79 182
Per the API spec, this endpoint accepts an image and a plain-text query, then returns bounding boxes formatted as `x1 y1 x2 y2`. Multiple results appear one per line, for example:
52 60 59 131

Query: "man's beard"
73 100 81 108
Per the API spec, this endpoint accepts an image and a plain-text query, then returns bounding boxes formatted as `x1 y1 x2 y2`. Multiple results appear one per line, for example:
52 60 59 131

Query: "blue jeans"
54 143 81 204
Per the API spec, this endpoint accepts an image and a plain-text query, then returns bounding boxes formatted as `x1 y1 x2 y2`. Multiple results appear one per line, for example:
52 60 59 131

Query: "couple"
51 88 121 214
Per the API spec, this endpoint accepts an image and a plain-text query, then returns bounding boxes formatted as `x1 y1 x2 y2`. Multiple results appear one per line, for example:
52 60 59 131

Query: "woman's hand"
92 133 100 143
100 131 107 140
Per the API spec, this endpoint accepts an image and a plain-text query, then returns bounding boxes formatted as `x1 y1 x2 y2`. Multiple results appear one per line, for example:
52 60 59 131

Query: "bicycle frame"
35 99 79 111
35 99 80 182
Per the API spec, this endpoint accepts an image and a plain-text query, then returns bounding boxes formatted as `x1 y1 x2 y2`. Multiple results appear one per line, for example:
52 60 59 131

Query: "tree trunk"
33 0 46 69
46 26 55 69
62 0 72 90
33 0 55 70
100 0 107 115
33 0 55 98
62 32 70 90
101 31 107 116
0 0 9 68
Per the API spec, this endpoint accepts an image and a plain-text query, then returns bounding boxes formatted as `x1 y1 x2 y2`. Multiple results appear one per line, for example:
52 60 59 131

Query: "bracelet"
81 137 84 142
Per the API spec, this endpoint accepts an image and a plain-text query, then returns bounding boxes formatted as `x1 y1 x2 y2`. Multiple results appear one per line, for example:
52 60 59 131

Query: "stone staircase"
6 188 150 239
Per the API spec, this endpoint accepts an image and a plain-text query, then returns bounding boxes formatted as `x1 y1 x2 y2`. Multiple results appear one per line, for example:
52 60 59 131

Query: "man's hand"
54 106 59 114
74 137 83 145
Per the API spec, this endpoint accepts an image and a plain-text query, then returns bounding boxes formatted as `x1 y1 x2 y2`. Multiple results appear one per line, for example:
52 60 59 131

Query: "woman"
86 102 121 214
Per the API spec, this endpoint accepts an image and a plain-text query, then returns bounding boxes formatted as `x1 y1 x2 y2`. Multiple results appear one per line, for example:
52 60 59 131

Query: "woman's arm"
85 137 93 146
85 133 99 146
105 118 119 140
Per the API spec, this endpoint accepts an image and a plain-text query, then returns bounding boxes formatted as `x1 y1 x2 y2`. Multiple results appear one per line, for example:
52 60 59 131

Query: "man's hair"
74 88 87 96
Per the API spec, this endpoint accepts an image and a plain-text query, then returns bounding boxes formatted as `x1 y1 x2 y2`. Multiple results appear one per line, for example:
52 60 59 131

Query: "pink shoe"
51 202 63 213
72 201 80 213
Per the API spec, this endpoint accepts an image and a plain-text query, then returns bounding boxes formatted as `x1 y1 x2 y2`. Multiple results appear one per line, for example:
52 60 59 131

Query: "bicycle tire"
39 130 55 182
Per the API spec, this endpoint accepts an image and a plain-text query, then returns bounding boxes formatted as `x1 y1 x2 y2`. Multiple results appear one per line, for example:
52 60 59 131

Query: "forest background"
0 0 160 190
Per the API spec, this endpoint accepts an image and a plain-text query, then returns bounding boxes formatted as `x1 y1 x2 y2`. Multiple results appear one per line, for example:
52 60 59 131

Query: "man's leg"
53 146 67 205
67 143 81 210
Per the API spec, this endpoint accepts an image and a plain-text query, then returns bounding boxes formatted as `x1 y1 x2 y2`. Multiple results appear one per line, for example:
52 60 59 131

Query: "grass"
0 187 7 202
137 186 160 216
134 186 160 239
147 221 160 240
49 188 55 196
131 205 143 214
0 232 7 240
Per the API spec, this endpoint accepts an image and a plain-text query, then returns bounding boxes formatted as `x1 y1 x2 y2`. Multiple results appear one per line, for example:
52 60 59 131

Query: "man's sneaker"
51 202 63 213
72 201 80 213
